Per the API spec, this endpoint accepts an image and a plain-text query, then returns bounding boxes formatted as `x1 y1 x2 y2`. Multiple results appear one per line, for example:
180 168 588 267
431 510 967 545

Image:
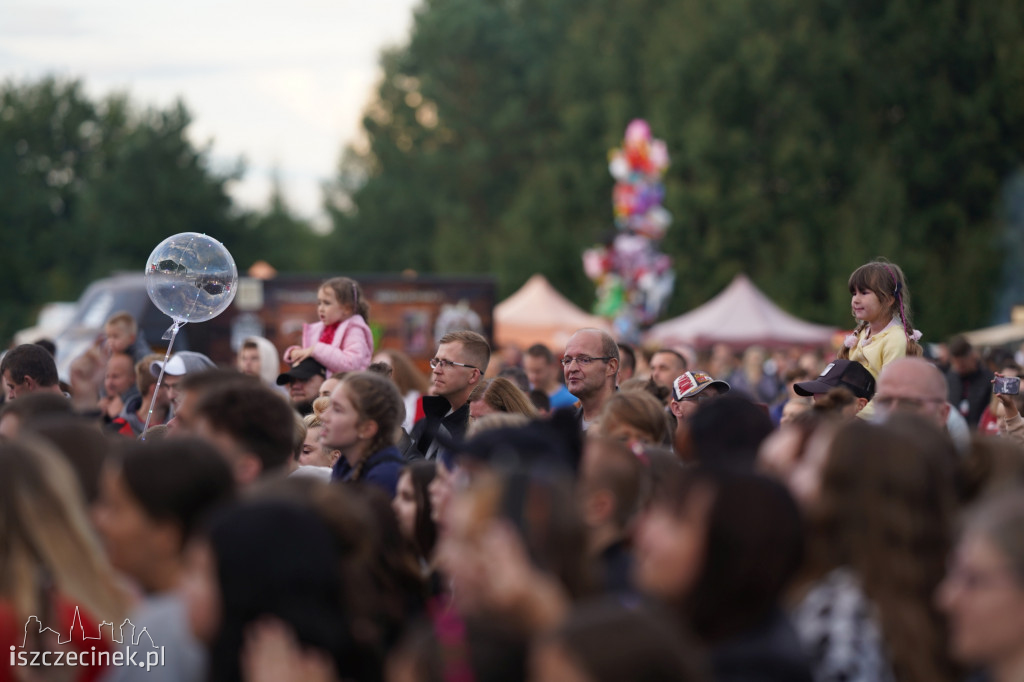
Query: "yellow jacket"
848 320 908 420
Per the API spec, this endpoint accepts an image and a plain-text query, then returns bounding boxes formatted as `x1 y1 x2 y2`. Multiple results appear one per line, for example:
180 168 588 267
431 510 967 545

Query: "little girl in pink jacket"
283 277 373 374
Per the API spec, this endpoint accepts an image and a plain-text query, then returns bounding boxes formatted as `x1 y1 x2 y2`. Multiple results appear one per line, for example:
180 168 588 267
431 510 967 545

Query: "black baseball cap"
794 359 875 400
276 357 327 385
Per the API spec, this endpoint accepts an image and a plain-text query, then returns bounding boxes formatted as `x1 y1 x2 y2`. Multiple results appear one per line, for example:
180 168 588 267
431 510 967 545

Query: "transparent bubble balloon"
145 232 238 324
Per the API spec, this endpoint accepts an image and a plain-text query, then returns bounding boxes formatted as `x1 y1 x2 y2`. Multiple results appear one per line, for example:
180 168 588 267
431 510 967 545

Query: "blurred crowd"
2 307 1024 682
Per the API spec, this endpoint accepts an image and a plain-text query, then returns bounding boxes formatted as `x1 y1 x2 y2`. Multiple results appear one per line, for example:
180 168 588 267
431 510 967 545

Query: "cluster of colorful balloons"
583 120 676 342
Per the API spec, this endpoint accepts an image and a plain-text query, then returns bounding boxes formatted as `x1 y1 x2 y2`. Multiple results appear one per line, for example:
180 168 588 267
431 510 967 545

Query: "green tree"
245 174 325 272
0 77 246 344
332 0 1024 338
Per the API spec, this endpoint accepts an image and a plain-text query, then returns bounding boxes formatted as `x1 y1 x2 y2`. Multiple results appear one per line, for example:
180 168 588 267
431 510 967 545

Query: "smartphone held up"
994 376 1021 395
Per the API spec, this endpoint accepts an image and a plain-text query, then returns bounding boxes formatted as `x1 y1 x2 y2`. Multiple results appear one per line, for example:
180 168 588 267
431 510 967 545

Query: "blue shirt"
549 384 578 409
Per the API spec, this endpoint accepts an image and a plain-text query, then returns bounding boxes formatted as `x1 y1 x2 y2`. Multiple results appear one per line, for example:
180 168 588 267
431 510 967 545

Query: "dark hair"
948 334 973 358
1 344 59 387
250 477 425 660
811 418 957 682
0 392 72 425
525 343 555 363
527 389 550 413
654 348 688 371
322 276 370 321
841 259 922 359
117 438 235 546
368 361 393 378
205 499 369 682
24 415 111 504
547 599 706 682
195 384 296 475
783 366 811 384
687 395 773 470
658 469 803 643
617 343 637 374
33 339 56 357
467 469 594 600
498 366 530 392
403 460 438 560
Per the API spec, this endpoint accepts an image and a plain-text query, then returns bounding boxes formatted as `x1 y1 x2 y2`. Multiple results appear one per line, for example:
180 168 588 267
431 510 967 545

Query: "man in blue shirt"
524 343 578 410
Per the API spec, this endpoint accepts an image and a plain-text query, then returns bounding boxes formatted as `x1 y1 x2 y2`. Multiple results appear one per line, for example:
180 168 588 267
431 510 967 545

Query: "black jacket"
405 395 470 461
711 608 814 682
947 365 994 427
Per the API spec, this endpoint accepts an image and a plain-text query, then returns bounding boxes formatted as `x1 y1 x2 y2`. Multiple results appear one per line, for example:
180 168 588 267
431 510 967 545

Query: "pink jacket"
283 315 373 374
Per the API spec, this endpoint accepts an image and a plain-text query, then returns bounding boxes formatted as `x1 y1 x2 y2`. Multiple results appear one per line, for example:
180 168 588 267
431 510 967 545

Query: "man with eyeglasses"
562 328 619 431
407 330 490 460
873 357 951 429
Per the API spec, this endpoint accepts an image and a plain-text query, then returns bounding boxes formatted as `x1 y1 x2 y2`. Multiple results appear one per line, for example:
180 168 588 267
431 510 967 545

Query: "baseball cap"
794 359 875 400
672 371 731 401
150 351 216 378
276 357 327 385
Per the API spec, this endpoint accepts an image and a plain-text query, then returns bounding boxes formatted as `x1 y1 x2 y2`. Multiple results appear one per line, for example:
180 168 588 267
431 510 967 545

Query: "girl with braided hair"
322 371 405 497
837 259 923 407
837 260 923 418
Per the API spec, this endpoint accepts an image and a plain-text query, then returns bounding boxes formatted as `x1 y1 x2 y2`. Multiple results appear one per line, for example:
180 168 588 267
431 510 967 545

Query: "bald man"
873 357 951 429
563 328 619 429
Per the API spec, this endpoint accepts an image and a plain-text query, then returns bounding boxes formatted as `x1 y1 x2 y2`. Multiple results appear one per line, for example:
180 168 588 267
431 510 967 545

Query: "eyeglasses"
429 358 477 371
561 355 614 367
874 395 945 410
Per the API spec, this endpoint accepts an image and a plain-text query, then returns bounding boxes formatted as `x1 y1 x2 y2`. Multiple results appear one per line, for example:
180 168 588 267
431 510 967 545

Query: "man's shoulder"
420 394 452 418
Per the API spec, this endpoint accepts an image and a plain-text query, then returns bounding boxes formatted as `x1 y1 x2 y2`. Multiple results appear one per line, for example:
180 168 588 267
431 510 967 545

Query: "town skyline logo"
20 606 156 648
10 606 165 671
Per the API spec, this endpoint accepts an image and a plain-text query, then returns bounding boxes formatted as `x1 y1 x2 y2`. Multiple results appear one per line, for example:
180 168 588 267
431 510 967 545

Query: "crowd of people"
1 260 1024 682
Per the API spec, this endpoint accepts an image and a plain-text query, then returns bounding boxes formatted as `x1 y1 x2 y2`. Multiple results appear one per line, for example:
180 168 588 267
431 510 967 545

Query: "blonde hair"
0 437 126 624
311 396 330 421
438 330 491 373
104 311 138 336
136 353 164 395
468 377 537 417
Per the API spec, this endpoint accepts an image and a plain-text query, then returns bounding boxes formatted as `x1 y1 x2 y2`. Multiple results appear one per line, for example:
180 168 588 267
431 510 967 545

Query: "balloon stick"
140 319 185 440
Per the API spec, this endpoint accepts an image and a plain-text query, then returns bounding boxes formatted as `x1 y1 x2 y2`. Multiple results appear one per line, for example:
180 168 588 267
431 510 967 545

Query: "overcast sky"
0 0 420 226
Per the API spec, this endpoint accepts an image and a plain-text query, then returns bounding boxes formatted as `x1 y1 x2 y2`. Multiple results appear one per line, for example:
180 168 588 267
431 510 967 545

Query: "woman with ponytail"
837 259 923 417
321 371 405 496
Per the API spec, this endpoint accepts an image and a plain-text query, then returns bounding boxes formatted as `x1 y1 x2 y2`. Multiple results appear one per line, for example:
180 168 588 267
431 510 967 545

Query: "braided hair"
341 372 405 481
838 259 923 359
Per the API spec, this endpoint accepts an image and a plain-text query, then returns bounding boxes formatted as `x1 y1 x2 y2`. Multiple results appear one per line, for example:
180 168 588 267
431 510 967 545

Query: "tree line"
3 0 1023 345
